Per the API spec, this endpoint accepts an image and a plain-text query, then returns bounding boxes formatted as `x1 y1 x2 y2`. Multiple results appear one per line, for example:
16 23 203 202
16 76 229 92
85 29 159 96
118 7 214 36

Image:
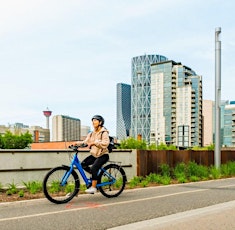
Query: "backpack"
101 131 115 153
90 131 115 153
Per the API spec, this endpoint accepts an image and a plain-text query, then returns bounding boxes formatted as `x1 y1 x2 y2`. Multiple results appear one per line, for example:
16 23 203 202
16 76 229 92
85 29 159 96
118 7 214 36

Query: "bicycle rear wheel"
98 164 126 198
43 166 80 204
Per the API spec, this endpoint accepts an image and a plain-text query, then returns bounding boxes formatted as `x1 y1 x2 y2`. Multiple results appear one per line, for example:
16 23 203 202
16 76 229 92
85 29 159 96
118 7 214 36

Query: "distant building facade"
150 60 203 147
203 100 213 146
116 83 131 140
131 54 168 142
0 123 50 142
223 102 235 147
81 125 91 140
202 100 235 147
52 115 81 141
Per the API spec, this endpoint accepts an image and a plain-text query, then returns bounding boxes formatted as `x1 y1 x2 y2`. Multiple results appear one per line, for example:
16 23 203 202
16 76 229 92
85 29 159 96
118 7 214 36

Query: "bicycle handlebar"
68 144 88 151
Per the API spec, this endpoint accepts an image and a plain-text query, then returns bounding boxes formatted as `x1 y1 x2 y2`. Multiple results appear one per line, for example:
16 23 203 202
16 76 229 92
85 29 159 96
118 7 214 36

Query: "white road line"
0 188 210 222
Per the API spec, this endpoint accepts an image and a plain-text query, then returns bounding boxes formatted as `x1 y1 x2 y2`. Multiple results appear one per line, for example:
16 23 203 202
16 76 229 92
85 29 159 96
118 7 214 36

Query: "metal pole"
215 27 221 168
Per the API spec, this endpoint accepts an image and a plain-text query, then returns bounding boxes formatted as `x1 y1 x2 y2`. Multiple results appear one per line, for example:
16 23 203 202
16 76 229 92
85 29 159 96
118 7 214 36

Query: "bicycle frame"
62 151 116 188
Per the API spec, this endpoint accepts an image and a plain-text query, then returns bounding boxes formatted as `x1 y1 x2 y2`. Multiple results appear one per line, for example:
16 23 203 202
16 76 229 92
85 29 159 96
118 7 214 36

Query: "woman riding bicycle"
74 115 110 194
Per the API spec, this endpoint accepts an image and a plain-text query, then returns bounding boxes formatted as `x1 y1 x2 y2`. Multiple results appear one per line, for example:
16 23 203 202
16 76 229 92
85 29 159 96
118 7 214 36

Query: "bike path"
108 200 235 230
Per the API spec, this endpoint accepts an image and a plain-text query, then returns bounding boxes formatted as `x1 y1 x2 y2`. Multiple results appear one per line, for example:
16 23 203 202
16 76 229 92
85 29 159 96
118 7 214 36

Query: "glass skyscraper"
116 83 131 140
131 54 168 142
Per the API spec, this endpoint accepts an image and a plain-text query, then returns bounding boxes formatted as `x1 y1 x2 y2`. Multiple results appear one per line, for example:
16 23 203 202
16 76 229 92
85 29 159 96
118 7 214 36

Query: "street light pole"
215 27 221 168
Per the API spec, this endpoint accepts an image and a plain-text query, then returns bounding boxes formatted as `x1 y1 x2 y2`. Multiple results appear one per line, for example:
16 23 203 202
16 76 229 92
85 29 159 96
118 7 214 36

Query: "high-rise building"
52 115 81 141
116 83 131 140
223 102 235 147
150 60 203 147
131 54 168 142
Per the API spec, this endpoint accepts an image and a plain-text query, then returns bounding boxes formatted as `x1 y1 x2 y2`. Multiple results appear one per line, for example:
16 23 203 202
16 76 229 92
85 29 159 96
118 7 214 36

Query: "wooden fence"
136 150 235 177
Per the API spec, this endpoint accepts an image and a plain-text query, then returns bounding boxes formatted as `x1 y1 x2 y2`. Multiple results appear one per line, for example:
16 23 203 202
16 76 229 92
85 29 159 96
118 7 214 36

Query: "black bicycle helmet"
92 115 105 126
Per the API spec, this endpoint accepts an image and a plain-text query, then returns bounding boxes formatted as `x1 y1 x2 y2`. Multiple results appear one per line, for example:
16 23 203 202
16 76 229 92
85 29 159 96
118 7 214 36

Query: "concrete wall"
0 149 136 187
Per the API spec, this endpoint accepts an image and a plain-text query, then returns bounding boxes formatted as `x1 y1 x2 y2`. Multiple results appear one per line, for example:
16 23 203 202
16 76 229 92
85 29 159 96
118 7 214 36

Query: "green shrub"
156 143 168 150
160 164 171 177
23 181 42 194
189 175 200 182
49 181 61 193
80 184 87 192
159 176 171 185
145 173 161 184
187 161 198 177
176 175 188 183
196 165 209 179
209 166 221 179
227 161 235 175
118 138 178 150
140 180 149 187
129 176 143 188
18 190 24 197
64 183 75 193
174 163 187 177
7 181 18 195
220 164 230 176
118 137 147 150
207 143 214 150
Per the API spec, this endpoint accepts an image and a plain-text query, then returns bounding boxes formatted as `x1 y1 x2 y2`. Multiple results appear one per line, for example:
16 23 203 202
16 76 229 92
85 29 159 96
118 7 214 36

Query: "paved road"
0 178 235 230
109 199 235 230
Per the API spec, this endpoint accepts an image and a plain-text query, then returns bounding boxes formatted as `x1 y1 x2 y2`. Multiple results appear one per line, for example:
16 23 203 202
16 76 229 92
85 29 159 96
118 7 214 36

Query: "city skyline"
0 1 234 136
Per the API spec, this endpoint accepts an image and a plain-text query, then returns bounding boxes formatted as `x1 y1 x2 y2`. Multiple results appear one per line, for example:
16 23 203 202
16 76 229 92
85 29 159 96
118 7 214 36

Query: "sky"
0 0 235 136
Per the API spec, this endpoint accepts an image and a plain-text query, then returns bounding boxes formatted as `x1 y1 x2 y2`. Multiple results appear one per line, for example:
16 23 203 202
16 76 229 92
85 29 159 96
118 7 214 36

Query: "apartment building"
150 60 203 147
52 115 81 141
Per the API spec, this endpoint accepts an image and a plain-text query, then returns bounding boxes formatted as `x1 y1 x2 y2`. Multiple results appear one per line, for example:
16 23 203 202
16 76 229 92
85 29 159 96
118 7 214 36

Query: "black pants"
81 154 109 180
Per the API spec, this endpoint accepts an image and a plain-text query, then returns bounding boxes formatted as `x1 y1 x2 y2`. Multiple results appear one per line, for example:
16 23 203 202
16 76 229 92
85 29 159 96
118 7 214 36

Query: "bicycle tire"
98 164 126 198
43 165 80 204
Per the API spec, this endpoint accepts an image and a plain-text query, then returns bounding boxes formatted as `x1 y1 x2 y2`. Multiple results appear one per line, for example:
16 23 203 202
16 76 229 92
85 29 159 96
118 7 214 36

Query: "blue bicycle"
43 145 127 204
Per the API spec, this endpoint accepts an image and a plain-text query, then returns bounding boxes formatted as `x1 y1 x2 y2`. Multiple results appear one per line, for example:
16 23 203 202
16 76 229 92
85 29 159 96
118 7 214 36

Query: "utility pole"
215 27 221 168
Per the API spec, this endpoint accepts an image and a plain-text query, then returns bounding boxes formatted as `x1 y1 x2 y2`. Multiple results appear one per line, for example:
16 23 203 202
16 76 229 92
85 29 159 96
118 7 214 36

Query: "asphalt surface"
0 178 235 230
108 200 235 229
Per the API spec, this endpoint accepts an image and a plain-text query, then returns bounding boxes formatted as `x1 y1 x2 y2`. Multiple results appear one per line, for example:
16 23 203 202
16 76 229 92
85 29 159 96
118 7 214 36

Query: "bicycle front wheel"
98 164 126 198
43 166 80 204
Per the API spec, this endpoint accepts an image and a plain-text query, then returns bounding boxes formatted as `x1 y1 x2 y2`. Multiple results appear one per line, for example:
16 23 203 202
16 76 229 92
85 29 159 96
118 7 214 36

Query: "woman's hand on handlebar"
68 143 88 150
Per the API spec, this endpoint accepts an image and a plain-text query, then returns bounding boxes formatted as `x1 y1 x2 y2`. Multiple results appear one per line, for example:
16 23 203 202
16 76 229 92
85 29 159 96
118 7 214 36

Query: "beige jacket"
83 127 110 157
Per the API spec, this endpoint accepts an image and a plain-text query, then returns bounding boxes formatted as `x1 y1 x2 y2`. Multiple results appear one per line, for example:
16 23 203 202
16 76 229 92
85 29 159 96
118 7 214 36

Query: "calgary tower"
43 107 52 129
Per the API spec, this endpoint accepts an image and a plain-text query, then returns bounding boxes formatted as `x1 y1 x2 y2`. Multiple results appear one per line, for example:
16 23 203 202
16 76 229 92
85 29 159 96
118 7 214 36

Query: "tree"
1 131 33 149
0 134 4 149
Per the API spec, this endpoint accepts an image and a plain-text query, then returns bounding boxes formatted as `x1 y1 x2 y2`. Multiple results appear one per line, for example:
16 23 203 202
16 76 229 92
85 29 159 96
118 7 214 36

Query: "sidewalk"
108 200 235 230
